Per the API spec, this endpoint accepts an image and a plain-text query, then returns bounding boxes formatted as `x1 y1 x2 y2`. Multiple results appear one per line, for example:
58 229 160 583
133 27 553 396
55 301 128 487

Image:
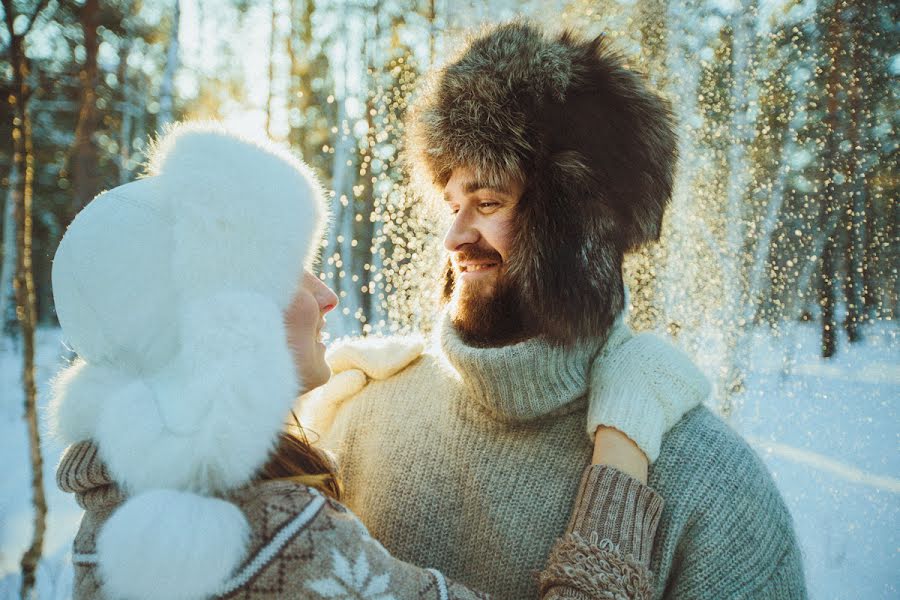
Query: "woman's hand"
591 425 649 484
588 331 711 463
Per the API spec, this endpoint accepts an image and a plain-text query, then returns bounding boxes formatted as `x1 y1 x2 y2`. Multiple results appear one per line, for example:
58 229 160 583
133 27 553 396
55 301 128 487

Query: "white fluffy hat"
50 122 326 599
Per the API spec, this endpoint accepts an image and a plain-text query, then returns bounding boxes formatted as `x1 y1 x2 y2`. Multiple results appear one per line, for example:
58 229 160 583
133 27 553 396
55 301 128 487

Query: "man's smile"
458 261 500 278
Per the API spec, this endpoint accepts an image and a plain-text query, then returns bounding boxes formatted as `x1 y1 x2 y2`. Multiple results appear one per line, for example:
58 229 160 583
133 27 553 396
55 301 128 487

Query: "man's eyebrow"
443 180 513 202
463 180 513 195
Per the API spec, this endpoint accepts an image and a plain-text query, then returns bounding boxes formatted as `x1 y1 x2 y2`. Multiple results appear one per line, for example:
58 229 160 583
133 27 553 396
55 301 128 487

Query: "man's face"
442 166 528 346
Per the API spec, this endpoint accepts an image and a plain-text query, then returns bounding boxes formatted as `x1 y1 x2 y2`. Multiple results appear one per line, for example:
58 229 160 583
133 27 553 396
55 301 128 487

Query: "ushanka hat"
49 122 326 599
409 21 677 343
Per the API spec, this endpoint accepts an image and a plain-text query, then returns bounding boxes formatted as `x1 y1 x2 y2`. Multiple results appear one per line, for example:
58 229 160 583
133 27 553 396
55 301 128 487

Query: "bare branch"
2 0 16 41
1 0 51 49
20 0 51 38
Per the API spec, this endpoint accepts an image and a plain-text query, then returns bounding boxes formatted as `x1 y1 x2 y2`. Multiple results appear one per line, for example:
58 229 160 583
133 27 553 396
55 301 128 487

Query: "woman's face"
284 271 338 393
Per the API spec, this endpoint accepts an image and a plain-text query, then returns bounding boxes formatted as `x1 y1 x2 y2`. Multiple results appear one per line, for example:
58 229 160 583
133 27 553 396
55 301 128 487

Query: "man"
307 22 806 599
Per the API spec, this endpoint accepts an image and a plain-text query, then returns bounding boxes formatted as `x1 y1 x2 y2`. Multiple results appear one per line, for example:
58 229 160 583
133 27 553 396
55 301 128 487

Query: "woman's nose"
316 279 338 314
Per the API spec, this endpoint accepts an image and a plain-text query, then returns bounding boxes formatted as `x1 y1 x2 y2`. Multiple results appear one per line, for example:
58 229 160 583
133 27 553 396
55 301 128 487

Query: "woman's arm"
224 456 662 600
537 427 663 599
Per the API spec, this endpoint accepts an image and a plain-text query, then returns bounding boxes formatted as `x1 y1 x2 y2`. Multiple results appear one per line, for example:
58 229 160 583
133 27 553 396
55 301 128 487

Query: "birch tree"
158 0 181 128
1 161 18 342
70 0 101 217
117 9 136 184
720 1 759 410
817 0 849 358
265 0 278 137
1 1 51 596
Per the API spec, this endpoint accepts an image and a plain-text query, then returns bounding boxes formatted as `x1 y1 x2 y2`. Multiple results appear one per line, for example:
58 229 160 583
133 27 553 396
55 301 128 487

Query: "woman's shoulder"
228 479 340 534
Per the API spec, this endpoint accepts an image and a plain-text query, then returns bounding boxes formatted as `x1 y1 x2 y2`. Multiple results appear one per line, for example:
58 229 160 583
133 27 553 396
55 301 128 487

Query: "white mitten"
587 328 710 462
326 335 424 380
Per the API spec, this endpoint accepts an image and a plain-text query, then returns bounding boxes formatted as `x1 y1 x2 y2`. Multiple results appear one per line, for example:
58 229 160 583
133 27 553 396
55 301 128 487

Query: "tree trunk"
427 0 435 67
720 3 758 411
70 0 101 218
324 98 358 337
626 0 669 333
266 0 278 137
818 1 845 359
2 1 48 596
820 241 837 358
117 17 135 184
286 0 319 161
1 161 20 341
660 0 705 328
158 0 181 127
861 189 878 319
842 5 868 342
322 6 360 337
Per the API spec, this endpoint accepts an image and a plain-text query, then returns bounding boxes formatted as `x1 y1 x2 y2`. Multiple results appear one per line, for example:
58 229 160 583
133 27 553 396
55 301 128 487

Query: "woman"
51 123 677 599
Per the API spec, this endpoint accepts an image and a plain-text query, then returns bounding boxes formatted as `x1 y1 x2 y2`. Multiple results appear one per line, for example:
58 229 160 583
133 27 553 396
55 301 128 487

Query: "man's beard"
441 247 533 347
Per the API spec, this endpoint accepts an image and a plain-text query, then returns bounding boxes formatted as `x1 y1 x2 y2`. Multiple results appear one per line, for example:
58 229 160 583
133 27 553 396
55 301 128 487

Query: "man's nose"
443 211 479 251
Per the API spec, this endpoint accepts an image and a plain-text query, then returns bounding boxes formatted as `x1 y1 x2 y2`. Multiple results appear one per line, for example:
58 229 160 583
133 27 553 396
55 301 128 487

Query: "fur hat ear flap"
95 291 299 494
48 359 133 445
537 63 676 253
509 151 625 345
97 489 250 600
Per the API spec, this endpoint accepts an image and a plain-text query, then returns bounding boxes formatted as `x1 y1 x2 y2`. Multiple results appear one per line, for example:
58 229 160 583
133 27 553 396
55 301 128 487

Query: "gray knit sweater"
309 322 807 599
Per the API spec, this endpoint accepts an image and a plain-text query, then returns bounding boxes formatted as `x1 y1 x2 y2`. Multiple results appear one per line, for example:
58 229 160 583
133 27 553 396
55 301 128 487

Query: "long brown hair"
256 413 343 500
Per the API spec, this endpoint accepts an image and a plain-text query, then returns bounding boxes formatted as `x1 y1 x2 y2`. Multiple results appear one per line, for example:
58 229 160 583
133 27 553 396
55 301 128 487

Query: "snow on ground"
0 322 897 599
0 329 78 600
730 320 899 599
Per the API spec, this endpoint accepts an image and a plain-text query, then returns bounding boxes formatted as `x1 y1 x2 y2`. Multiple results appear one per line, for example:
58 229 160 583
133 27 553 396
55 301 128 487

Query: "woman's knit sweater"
59 442 663 599
306 322 807 599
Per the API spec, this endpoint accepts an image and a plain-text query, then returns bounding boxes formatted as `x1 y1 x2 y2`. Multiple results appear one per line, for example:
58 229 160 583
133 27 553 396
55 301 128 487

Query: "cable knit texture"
59 442 661 599
309 323 807 599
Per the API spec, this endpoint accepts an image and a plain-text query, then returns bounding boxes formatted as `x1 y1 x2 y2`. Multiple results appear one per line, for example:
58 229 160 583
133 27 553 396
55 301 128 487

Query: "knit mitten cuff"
566 465 664 566
538 532 655 600
587 332 711 461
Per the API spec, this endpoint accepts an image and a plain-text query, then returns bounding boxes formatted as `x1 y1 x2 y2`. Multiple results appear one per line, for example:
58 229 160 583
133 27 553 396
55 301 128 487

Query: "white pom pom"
97 489 250 600
48 358 129 445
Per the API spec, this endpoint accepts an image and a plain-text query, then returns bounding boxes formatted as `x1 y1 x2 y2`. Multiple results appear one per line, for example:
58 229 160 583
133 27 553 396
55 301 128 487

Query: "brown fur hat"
409 21 677 344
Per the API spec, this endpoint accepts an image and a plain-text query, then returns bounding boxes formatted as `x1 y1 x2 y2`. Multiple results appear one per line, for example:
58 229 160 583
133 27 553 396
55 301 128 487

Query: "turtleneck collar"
436 312 609 422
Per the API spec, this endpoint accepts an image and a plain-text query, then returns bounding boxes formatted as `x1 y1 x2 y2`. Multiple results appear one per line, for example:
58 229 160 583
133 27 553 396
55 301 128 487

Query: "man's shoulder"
658 406 779 491
654 409 806 596
656 405 796 530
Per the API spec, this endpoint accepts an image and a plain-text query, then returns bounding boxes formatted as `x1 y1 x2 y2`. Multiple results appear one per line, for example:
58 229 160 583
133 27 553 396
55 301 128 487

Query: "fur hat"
49 122 326 600
409 22 677 343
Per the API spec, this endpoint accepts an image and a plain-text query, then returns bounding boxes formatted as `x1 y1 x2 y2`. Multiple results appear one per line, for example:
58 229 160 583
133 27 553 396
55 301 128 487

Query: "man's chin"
456 277 497 299
450 287 531 348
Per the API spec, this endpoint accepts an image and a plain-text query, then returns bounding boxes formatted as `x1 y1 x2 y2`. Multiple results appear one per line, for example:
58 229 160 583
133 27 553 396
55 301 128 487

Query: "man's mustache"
453 245 503 264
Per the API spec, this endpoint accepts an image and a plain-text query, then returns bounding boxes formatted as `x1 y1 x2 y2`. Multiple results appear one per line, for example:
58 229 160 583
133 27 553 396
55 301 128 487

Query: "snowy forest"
1 0 897 598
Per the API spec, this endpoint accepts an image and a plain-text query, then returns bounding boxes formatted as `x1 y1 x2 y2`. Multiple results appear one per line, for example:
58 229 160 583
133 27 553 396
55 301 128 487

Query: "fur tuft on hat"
409 22 677 343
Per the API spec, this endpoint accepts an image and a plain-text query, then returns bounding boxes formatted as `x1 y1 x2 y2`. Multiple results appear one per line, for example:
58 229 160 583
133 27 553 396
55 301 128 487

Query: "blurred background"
1 0 897 598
